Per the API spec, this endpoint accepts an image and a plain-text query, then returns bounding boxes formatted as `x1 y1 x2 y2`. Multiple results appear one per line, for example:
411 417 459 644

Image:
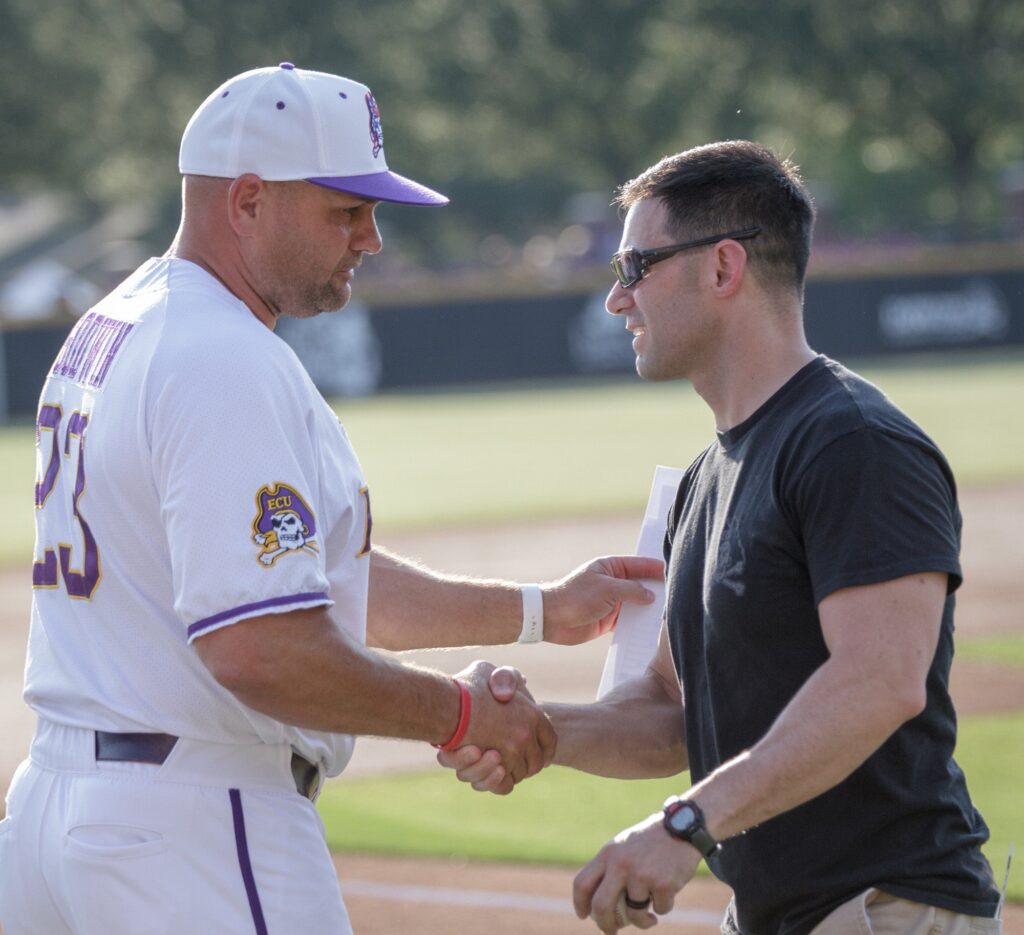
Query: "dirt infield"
336 853 1024 935
0 482 1022 932
337 853 733 934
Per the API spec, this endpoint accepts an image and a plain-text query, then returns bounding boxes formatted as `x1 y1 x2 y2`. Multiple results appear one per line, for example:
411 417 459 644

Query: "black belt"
94 731 320 800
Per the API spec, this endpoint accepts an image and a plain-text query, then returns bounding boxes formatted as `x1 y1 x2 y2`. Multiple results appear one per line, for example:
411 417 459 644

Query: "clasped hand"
452 661 555 785
440 665 537 795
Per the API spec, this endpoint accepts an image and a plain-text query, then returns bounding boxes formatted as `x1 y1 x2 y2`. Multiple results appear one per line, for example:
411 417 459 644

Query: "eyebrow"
332 193 379 208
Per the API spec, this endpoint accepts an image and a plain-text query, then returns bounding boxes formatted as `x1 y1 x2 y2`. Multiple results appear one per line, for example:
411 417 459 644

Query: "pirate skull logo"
252 484 320 566
256 510 316 565
272 510 308 548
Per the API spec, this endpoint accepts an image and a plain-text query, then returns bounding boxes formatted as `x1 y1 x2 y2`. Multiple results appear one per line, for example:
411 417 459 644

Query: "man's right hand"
452 661 554 786
440 665 537 794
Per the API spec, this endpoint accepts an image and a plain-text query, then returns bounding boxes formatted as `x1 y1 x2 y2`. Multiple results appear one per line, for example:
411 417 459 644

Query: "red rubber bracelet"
434 678 472 752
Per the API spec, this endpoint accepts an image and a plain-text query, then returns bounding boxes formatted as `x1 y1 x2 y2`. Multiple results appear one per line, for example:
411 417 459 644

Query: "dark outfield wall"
282 267 1024 396
3 267 1023 417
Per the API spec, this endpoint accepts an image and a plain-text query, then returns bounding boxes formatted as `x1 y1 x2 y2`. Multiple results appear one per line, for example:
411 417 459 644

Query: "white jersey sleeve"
148 313 334 640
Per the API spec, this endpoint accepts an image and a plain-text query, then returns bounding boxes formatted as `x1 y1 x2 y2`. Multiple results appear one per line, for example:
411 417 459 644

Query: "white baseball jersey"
24 256 372 776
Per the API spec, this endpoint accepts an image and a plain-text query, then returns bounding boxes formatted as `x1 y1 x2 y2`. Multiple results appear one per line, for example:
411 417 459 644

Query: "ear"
227 174 269 238
708 239 749 299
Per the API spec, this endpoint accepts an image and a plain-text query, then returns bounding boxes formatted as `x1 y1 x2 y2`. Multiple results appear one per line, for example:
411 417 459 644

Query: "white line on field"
342 879 723 927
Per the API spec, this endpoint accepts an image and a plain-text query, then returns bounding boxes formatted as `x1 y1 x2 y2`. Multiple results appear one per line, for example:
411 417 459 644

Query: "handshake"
428 552 664 796
436 661 555 796
434 652 700 935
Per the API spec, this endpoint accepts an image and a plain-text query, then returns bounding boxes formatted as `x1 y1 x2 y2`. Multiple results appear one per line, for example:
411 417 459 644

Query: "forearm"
215 608 462 742
547 670 687 779
691 655 921 842
366 546 522 650
198 607 556 783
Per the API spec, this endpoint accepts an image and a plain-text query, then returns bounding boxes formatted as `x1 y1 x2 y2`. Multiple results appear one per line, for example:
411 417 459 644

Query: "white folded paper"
596 465 684 700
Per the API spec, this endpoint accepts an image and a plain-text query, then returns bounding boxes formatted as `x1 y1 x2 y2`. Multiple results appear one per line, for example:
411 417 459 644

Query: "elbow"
628 717 688 778
880 682 927 732
648 748 689 778
852 676 927 742
196 632 283 701
208 653 272 698
363 622 400 652
895 684 927 724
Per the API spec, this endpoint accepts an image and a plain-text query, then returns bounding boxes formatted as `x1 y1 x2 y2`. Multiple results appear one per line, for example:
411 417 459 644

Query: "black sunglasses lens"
613 251 641 286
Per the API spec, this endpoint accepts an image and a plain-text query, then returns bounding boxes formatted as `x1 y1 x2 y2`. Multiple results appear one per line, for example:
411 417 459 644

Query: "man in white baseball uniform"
0 64 660 935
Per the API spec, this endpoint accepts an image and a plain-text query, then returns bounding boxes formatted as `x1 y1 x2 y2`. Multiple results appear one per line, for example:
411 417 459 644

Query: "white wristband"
517 584 544 643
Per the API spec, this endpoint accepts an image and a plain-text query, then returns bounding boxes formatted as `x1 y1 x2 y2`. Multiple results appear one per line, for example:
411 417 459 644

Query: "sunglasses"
610 227 762 288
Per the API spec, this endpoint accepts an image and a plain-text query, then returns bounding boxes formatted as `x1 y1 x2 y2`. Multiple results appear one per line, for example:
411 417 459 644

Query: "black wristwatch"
662 796 719 859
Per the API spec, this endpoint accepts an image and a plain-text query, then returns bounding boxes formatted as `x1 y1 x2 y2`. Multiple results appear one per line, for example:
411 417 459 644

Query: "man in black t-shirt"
440 141 1001 935
658 355 999 934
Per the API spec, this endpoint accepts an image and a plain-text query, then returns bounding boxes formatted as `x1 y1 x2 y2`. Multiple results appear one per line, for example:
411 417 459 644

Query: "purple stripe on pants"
230 788 269 935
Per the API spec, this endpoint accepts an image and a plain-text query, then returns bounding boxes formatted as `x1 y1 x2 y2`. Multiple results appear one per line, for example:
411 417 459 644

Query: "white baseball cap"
178 63 448 206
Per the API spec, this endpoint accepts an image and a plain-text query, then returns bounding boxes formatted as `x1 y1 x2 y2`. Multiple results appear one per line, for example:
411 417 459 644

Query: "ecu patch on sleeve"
252 483 320 566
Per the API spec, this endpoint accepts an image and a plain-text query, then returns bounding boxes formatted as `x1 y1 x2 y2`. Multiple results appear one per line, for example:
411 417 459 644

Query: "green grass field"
2 350 1021 566
337 351 1024 533
322 709 1024 901
958 633 1024 668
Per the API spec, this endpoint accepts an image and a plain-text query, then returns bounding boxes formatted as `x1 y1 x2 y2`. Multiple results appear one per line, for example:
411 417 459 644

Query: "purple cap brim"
306 170 449 206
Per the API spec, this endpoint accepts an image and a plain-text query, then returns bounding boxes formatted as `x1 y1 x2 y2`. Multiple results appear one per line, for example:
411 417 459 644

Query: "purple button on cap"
280 62 295 70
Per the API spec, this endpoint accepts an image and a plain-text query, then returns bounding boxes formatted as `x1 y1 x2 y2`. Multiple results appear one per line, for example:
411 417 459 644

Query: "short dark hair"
615 141 815 294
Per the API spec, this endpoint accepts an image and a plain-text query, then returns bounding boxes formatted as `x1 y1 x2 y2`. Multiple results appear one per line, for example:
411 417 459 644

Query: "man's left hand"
544 556 663 645
574 811 700 933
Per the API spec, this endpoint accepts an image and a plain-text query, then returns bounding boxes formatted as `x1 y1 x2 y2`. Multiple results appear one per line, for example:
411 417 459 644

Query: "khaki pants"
809 888 1001 935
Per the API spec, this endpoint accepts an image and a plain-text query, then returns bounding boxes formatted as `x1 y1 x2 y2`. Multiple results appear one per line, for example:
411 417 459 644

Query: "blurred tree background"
1 0 1021 269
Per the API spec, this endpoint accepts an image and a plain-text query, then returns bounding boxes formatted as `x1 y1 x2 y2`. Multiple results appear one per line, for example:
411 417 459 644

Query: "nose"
605 278 634 316
353 208 383 256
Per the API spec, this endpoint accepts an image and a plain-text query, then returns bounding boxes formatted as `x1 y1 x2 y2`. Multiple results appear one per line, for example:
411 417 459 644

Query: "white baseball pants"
0 719 352 935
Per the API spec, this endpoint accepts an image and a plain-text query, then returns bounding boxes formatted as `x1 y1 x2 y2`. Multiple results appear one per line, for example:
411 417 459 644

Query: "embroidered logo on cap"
366 92 383 158
252 483 320 566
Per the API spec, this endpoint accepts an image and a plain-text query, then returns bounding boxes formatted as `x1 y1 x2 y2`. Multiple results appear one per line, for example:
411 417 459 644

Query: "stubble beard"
260 244 351 320
636 334 700 383
634 340 672 382
636 357 673 382
282 278 350 319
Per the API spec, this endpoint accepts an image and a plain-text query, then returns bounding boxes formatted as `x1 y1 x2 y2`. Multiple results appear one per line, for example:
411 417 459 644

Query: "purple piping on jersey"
229 789 269 935
187 592 329 639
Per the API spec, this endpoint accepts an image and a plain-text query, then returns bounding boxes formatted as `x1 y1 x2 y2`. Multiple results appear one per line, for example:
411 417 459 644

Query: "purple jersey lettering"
52 313 135 388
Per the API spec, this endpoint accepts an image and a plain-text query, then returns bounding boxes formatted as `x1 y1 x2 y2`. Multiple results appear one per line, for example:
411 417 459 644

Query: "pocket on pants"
65 823 166 860
64 820 175 935
809 888 877 934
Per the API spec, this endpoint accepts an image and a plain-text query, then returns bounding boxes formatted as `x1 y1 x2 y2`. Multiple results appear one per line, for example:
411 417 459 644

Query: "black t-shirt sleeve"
787 427 962 605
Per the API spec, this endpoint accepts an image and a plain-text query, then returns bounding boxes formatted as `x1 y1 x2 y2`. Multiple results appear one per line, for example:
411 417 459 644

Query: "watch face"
668 803 698 834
